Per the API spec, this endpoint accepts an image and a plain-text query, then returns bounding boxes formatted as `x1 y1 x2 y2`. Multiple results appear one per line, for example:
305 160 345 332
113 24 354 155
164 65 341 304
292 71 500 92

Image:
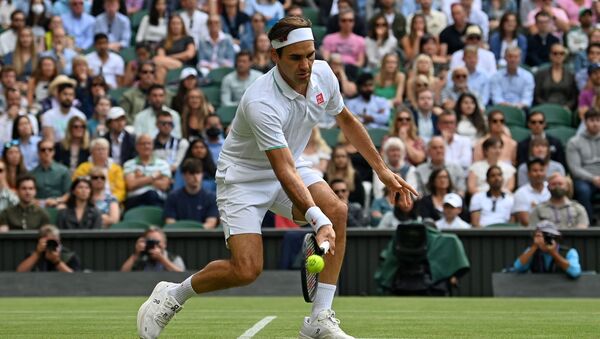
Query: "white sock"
310 283 337 322
168 276 197 305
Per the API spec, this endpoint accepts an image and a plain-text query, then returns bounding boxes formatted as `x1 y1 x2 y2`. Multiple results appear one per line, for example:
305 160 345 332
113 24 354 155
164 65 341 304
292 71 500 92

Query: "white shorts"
216 163 324 240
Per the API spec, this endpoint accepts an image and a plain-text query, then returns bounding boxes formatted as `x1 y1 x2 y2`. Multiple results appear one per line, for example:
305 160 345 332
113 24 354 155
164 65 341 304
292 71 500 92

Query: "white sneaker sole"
137 281 171 339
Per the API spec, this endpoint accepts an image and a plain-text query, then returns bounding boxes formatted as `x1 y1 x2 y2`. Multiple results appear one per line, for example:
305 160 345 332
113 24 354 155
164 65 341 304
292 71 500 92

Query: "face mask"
549 187 567 199
206 127 222 138
31 4 44 15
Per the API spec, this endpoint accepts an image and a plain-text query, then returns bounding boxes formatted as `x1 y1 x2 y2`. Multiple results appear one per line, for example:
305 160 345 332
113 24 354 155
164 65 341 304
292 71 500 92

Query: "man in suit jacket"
102 107 137 166
526 11 560 67
516 111 565 166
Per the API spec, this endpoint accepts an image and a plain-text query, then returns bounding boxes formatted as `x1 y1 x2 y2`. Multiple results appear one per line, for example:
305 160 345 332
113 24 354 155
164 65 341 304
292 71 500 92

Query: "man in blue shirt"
513 220 581 279
61 0 95 51
163 158 219 229
490 46 535 109
94 0 131 51
346 72 390 129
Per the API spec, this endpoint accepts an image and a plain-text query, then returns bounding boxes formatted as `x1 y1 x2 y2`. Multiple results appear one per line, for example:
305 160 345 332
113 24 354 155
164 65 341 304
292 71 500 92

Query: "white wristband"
305 206 331 232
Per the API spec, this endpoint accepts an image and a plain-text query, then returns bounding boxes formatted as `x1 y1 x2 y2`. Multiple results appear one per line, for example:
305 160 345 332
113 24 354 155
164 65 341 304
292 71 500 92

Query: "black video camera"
543 232 557 246
142 238 160 256
46 239 59 251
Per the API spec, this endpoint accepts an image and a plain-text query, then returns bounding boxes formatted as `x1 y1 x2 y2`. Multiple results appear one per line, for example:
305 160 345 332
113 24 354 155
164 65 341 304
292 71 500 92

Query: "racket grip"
320 241 330 255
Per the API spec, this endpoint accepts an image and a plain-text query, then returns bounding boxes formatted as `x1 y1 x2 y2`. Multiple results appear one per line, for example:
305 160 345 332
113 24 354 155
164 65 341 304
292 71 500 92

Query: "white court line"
237 315 277 338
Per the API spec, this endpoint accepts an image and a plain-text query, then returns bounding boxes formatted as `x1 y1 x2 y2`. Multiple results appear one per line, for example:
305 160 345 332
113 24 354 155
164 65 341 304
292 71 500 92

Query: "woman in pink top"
557 0 592 25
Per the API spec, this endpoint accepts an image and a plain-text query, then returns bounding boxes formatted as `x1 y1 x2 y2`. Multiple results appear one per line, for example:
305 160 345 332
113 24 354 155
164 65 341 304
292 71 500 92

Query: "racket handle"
320 241 330 255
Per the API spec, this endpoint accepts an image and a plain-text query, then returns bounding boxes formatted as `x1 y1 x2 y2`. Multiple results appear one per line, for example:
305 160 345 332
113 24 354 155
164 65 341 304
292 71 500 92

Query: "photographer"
513 221 581 279
16 225 81 272
120 226 185 272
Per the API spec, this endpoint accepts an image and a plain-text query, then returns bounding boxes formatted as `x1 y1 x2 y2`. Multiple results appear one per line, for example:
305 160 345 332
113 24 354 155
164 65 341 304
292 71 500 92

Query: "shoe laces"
154 296 182 327
319 310 341 328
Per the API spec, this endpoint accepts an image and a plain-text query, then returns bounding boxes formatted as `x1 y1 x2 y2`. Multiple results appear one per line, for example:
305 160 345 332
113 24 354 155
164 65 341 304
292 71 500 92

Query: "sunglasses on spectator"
4 140 19 149
491 119 505 124
529 119 545 125
91 175 106 181
39 147 54 153
340 18 354 22
158 121 174 127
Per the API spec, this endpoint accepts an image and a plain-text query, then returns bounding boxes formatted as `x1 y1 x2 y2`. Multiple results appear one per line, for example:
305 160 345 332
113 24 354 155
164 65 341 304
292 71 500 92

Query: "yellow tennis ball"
306 255 325 273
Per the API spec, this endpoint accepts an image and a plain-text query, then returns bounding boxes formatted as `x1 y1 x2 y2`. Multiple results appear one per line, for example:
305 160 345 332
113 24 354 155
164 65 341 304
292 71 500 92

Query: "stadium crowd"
0 0 598 242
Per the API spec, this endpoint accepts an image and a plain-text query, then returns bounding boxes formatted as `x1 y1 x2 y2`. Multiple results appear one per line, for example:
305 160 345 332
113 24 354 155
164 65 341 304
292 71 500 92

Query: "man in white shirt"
406 0 446 37
450 25 496 75
470 165 515 227
85 33 125 89
512 158 551 226
133 84 182 138
137 16 417 339
220 51 263 106
41 80 86 142
437 110 472 171
436 193 471 229
0 10 25 56
179 0 208 48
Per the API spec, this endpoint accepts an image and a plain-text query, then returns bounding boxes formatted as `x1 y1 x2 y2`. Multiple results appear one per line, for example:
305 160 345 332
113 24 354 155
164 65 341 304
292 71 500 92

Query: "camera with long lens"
142 239 160 256
46 239 59 251
543 232 557 246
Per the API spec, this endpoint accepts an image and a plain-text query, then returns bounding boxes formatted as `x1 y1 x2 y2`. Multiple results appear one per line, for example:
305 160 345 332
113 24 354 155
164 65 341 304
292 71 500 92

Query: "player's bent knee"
231 258 263 286
328 200 348 226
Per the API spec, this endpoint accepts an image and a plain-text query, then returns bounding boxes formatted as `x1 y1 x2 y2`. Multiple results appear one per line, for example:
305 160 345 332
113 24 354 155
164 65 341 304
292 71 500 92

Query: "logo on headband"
316 93 324 105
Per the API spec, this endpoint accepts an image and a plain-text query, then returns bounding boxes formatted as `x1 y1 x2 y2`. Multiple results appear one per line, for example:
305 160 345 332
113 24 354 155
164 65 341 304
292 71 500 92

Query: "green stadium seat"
486 105 526 128
303 7 320 25
45 207 58 225
123 206 164 226
109 87 129 102
368 128 388 148
165 67 183 86
487 222 522 228
216 105 237 126
163 220 204 229
131 10 148 31
207 67 234 86
531 104 572 128
120 46 137 63
202 86 221 109
320 128 340 148
312 25 327 47
546 126 577 147
110 220 150 229
508 125 530 143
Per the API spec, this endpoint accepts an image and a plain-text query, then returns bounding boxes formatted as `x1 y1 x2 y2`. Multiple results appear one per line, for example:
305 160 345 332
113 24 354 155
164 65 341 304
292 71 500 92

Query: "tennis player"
137 16 417 339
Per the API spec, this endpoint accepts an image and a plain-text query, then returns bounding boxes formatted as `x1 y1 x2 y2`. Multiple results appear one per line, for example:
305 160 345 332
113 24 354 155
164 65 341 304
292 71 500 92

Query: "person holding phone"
16 225 81 272
120 226 185 272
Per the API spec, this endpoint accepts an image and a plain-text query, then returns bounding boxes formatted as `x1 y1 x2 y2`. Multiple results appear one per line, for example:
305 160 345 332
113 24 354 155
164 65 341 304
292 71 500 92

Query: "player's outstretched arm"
335 107 419 205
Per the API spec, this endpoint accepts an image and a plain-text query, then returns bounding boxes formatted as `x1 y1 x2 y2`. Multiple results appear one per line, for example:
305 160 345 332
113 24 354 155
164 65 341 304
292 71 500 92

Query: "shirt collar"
272 65 316 100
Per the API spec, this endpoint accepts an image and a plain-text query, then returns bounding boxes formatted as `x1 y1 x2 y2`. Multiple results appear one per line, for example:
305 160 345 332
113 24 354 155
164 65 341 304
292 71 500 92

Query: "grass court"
1 297 599 338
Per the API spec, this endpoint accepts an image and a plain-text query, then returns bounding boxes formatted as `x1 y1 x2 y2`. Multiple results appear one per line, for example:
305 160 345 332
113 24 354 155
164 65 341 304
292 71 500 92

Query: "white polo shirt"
41 106 87 142
85 51 125 89
469 191 514 227
436 217 471 230
512 183 551 214
217 60 344 183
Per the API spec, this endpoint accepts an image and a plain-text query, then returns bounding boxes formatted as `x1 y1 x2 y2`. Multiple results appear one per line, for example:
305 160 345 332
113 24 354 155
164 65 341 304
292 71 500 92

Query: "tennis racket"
300 233 330 303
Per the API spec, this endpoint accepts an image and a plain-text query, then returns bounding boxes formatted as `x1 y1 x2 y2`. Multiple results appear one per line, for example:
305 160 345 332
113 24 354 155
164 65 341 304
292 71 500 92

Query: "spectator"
377 196 418 228
31 139 71 208
61 0 95 50
120 226 186 272
181 88 215 140
412 89 440 143
513 220 581 278
239 12 265 52
27 0 49 45
179 0 208 48
529 173 588 228
567 108 600 220
406 54 439 109
0 66 19 110
436 192 470 229
470 165 515 227
88 95 111 138
3 88 38 137
401 14 428 62
16 225 81 272
456 46 491 108
372 0 406 45
320 9 366 71
133 84 182 138
575 43 600 91
526 11 561 67
420 34 449 74
406 0 447 37
416 167 456 221
449 26 496 76
153 14 197 82
123 134 171 210
73 137 126 202
164 158 218 228
221 51 263 107
251 32 274 73
373 137 418 199
437 110 472 171
490 47 535 109
489 12 528 67
577 63 600 124
220 0 250 45
120 61 159 122
468 137 516 195
4 27 37 82
89 166 119 228
415 136 465 196
172 138 217 193
135 0 167 47
70 57 92 112
458 0 489 40
203 114 225 161
153 111 190 172
244 0 284 28
526 1 569 36
346 73 390 129
388 105 426 165
373 53 405 108
324 145 365 206
370 187 395 226
170 67 200 116
198 15 236 76
85 33 125 89
0 159 18 210
0 10 26 57
0 175 50 231
439 3 472 55
517 138 565 187
40 27 78 76
330 178 367 227
328 53 357 101
565 8 593 55
301 127 331 177
94 0 131 50
27 56 59 108
101 106 137 166
41 79 86 142
365 14 398 70
513 158 551 226
441 67 476 110
56 176 102 229
82 76 111 120
473 110 517 165
121 42 154 87
325 0 367 37
13 115 41 171
3 142 27 190
53 116 90 173
516 111 565 166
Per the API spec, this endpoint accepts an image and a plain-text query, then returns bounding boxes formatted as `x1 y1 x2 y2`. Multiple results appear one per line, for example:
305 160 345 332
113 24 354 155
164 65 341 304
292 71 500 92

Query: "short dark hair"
10 10 25 20
0 65 16 77
585 108 600 120
16 174 36 189
268 16 312 56
235 50 252 64
587 43 600 55
528 111 545 123
527 157 546 171
482 136 503 153
37 139 54 151
94 33 109 43
148 83 165 95
181 158 203 174
157 110 172 119
486 165 502 179
356 72 374 87
57 82 75 94
329 178 347 187
138 60 156 74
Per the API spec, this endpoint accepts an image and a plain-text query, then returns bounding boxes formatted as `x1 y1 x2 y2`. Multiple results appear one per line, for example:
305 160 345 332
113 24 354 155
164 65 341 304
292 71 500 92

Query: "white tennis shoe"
298 309 355 339
137 281 182 339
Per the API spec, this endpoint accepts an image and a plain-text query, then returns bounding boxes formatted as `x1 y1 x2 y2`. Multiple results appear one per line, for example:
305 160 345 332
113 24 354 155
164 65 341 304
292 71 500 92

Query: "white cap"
443 193 462 208
107 107 126 121
179 67 198 80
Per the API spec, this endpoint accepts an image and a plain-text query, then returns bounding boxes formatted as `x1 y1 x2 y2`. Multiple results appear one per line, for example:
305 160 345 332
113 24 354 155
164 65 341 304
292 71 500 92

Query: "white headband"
271 27 314 49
